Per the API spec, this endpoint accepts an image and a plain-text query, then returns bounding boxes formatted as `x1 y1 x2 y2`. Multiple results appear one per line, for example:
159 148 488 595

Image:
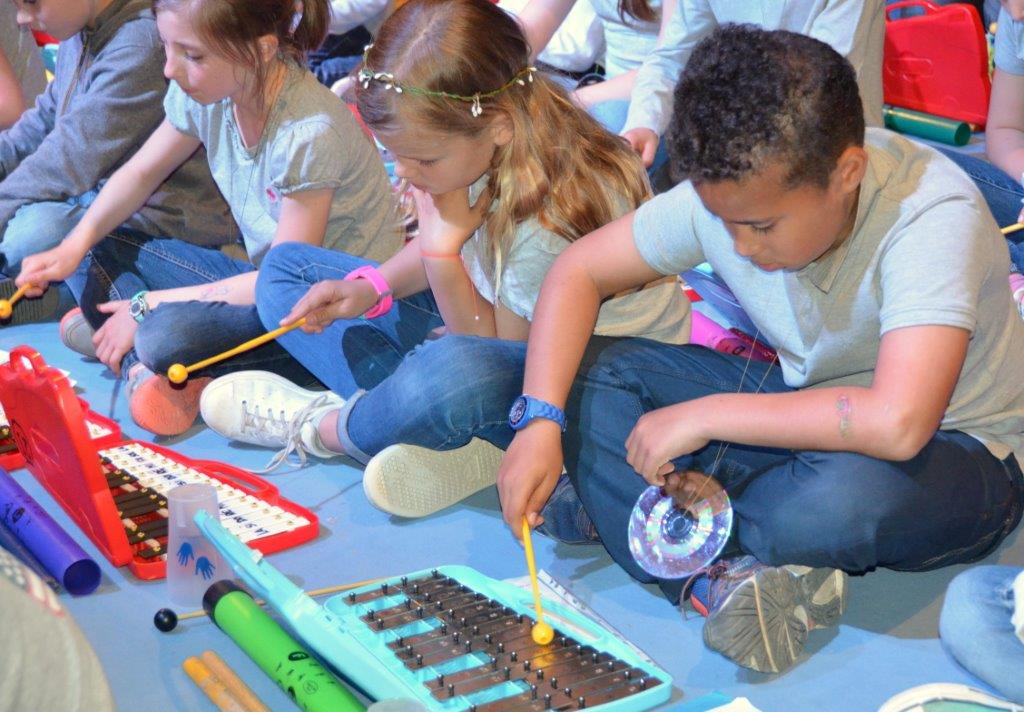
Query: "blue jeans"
66 229 314 383
339 335 1024 601
940 149 1024 272
0 191 99 276
308 27 371 87
941 566 1024 703
255 242 444 397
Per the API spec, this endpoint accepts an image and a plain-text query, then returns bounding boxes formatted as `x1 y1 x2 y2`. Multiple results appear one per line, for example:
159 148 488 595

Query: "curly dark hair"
666 24 865 188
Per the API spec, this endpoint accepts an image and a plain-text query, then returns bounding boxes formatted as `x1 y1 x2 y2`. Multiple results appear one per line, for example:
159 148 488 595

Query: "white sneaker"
199 371 344 470
879 683 1023 712
363 439 504 518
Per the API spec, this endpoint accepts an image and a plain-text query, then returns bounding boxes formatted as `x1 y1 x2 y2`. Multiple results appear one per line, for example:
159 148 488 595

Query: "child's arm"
0 47 27 129
985 69 1024 191
280 236 430 332
17 121 203 293
515 0 578 62
625 325 967 483
498 212 666 533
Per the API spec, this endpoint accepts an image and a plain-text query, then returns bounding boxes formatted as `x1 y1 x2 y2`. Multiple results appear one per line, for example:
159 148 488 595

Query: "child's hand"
498 421 564 539
621 128 660 168
413 186 492 257
625 401 710 486
92 300 138 376
17 241 88 296
281 278 380 333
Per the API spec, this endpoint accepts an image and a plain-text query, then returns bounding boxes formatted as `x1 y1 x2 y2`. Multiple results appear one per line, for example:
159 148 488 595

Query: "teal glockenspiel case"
197 510 674 710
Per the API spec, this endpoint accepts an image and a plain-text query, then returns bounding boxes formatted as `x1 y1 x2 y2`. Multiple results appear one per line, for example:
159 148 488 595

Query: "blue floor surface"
1 322 1019 712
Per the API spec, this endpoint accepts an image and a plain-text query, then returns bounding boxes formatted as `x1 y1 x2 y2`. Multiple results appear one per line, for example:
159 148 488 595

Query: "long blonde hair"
356 0 650 286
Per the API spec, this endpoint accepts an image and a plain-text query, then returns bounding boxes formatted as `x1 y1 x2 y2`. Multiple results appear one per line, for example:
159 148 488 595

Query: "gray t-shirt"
0 550 114 712
633 127 1024 459
462 177 690 343
995 7 1024 75
0 5 45 107
164 64 401 266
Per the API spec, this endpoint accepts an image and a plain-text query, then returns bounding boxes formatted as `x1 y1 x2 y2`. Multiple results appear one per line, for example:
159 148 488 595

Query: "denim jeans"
339 335 1024 601
66 229 314 384
0 191 99 276
307 27 371 87
255 242 444 398
940 566 1024 703
940 149 1024 273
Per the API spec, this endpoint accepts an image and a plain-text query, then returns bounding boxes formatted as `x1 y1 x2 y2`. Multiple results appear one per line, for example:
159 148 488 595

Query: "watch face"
509 396 528 426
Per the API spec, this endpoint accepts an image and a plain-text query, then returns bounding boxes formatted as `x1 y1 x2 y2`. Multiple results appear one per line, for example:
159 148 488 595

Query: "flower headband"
357 44 537 117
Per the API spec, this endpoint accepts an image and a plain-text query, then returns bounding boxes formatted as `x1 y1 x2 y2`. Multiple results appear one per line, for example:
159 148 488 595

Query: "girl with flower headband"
16 0 403 436
198 0 690 501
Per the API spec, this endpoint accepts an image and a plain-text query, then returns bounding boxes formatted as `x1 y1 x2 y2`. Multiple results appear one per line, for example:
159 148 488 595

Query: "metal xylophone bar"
345 572 663 711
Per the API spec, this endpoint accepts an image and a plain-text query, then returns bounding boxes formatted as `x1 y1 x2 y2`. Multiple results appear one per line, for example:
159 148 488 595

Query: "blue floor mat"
1 322 1019 711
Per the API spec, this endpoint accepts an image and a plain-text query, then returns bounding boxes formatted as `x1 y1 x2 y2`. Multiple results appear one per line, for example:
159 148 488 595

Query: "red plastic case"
883 0 990 126
0 347 318 580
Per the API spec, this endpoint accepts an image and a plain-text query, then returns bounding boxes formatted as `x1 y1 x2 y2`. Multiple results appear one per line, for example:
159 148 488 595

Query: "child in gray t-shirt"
17 0 402 438
498 25 1024 675
0 5 44 129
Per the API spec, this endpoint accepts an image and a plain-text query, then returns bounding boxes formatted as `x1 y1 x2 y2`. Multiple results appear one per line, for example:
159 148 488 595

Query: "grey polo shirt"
633 127 1024 460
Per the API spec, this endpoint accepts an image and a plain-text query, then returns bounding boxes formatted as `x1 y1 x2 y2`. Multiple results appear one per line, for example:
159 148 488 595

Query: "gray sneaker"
693 555 847 674
59 307 97 359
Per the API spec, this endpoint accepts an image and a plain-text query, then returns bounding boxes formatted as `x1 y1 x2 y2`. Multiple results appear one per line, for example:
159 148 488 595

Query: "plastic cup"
167 484 229 606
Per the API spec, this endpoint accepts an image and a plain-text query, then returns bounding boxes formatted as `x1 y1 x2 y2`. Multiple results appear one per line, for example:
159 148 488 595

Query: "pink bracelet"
344 265 393 318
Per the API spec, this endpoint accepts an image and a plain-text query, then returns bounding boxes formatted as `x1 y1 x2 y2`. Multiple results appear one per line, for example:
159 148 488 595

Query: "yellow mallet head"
531 621 554 645
167 363 188 384
0 301 11 320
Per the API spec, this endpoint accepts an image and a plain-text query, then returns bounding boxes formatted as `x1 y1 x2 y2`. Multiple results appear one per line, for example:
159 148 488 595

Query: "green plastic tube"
203 581 365 712
883 105 972 146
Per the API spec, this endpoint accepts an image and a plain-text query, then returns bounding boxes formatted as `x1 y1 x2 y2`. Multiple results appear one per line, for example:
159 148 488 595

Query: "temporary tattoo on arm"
836 395 852 439
199 285 231 300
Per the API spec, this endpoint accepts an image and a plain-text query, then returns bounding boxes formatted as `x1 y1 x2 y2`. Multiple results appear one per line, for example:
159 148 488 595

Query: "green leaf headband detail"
357 44 537 118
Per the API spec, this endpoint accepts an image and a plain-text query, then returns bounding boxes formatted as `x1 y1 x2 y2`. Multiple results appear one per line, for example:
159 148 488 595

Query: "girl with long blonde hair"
200 0 689 516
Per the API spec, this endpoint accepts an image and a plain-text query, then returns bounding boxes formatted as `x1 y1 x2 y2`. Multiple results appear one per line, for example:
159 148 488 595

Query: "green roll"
883 105 972 146
203 581 365 712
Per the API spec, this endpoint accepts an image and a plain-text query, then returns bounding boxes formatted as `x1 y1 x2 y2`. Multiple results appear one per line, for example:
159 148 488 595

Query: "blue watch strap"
509 395 566 432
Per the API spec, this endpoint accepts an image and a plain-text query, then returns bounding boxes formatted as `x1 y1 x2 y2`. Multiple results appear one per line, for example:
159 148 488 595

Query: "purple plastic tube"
0 471 101 595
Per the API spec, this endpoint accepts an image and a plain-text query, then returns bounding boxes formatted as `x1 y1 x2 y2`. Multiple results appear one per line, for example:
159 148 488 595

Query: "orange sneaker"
127 366 210 436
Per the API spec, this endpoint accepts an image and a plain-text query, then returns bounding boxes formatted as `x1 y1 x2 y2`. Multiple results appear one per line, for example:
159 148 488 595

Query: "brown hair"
153 0 329 100
356 0 650 287
619 0 657 24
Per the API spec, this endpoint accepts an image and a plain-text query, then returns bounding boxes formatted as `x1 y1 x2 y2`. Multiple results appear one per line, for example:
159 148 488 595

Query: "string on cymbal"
167 318 307 383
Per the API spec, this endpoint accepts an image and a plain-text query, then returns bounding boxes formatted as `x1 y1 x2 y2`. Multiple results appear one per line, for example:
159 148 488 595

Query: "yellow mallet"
1002 222 1024 235
167 318 307 384
0 283 31 320
522 516 555 645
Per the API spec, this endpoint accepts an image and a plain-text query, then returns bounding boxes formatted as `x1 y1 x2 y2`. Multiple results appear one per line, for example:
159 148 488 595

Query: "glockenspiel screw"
491 657 499 670
416 608 425 619
436 600 444 610
348 592 356 603
544 693 552 709
497 642 505 653
447 683 455 698
367 609 376 620
396 636 405 647
460 617 468 627
531 684 538 700
376 619 384 630
431 569 439 578
503 666 511 681
523 661 532 672
639 678 648 689
436 674 444 688
416 654 423 667
424 591 432 601
484 633 492 644
510 651 518 662
405 599 413 610
564 687 571 697
452 631 460 643
577 696 586 709
463 641 471 652
591 652 599 662
401 576 408 586
624 670 632 679
404 645 413 655
440 624 448 634
536 669 544 680
413 584 420 593
381 583 389 594
472 625 479 634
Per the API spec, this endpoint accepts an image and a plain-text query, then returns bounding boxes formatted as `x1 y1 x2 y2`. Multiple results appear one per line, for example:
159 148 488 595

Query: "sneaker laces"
260 394 337 473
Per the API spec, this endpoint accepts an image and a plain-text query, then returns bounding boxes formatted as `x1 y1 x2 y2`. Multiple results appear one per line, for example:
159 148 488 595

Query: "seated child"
1 0 235 323
17 0 402 436
0 4 45 129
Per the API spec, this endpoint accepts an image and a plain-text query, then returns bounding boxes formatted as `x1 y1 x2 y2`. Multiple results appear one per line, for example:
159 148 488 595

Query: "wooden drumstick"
1002 222 1024 235
200 650 270 712
183 656 247 712
0 283 31 319
167 318 306 384
522 516 554 645
170 576 382 625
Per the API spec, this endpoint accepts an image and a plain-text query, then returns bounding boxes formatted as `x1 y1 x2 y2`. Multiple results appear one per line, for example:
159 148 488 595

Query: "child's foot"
59 307 97 359
127 365 210 436
362 439 504 518
199 371 343 469
689 555 847 674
